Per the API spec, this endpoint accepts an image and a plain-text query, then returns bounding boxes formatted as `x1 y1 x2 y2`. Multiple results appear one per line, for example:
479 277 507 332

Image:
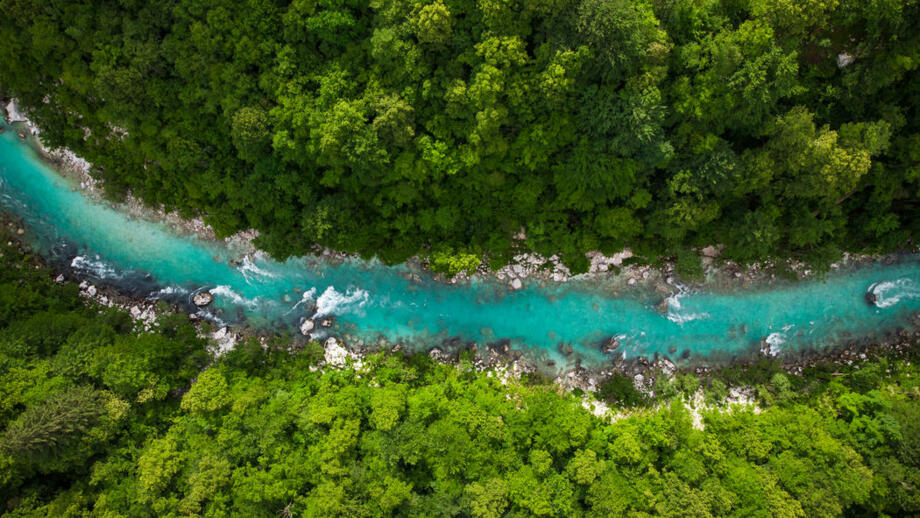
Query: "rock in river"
601 336 620 353
320 317 334 327
300 318 315 335
193 291 214 307
865 290 878 306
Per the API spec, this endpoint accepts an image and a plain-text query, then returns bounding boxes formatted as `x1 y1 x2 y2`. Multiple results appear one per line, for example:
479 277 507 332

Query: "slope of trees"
1 229 920 516
1 0 919 271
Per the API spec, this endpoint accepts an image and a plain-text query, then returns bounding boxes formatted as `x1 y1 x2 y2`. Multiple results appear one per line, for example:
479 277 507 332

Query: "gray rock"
601 337 620 354
86 285 97 297
193 291 214 307
320 317 334 327
300 318 315 335
510 278 523 290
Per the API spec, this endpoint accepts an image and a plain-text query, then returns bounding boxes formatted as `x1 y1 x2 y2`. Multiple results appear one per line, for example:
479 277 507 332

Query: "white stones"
130 306 142 318
192 291 214 307
54 274 65 284
4 99 27 123
210 326 238 355
300 318 315 335
837 52 856 68
510 278 523 290
86 285 97 297
323 337 349 367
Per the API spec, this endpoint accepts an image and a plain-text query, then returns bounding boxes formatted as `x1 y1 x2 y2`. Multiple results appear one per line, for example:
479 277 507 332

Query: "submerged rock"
601 337 620 354
657 298 669 314
865 290 878 306
193 291 214 307
300 318 315 335
320 317 334 328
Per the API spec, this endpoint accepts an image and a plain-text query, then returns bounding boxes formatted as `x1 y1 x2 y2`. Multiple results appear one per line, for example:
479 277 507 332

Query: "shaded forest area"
1 0 919 272
1 226 919 517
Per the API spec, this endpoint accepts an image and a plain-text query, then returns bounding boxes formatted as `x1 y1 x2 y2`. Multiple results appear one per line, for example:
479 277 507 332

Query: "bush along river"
2 119 920 370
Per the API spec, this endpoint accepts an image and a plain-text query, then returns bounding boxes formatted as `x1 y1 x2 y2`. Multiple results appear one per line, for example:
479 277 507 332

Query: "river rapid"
2 119 920 369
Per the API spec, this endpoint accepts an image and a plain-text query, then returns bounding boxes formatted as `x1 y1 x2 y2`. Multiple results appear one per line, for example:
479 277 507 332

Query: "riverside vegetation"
1 225 920 517
1 0 919 273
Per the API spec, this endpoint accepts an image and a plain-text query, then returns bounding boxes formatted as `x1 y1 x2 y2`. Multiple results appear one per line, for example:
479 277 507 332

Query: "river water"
2 122 919 367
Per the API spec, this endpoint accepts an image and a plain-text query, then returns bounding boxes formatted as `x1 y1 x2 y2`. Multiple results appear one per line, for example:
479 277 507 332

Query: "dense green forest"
1 228 919 517
1 0 919 271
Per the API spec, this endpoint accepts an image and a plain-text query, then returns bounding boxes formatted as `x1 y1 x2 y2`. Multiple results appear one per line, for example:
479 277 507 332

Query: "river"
2 121 919 368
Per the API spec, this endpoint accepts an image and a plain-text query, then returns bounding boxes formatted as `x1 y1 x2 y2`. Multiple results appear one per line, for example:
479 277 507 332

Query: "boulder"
320 317 334 327
86 285 97 297
193 291 214 307
601 337 620 354
559 342 574 356
701 245 720 258
300 318 315 335
656 298 669 314
510 278 523 290
865 290 878 306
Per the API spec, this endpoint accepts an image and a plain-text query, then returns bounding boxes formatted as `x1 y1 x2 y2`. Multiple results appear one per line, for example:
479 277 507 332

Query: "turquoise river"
2 121 920 368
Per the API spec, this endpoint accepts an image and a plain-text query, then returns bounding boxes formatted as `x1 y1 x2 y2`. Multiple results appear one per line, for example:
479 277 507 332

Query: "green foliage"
598 373 646 407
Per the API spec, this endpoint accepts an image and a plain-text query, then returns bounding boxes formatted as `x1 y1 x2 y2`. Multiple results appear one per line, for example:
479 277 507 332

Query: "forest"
1 224 919 517
1 0 919 272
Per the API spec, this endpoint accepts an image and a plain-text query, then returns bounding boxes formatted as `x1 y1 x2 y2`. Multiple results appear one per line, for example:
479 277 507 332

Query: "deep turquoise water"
2 122 920 367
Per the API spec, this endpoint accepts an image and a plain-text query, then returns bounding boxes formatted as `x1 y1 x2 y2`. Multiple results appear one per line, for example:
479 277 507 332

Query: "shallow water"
2 122 919 368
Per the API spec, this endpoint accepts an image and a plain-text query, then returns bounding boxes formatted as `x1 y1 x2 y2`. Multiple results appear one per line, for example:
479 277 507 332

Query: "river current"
2 122 919 368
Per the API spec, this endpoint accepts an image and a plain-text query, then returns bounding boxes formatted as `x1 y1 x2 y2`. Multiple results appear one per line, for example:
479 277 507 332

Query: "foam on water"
211 285 261 308
315 286 370 317
764 332 786 356
871 279 920 309
71 255 123 280
238 255 278 283
666 286 711 325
